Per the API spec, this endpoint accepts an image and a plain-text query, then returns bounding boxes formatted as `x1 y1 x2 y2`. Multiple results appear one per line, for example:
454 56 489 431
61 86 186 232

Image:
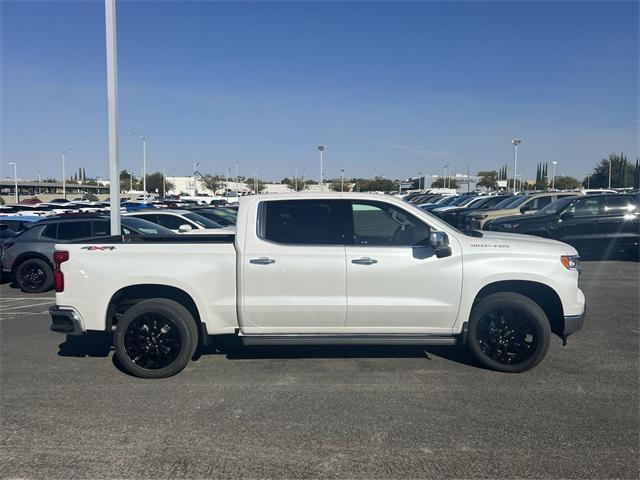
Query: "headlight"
472 214 487 220
561 255 581 273
502 223 519 229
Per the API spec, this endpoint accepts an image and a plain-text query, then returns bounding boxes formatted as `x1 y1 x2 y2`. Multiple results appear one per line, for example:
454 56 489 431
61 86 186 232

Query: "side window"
350 201 430 246
91 221 110 237
528 196 552 210
566 198 601 217
57 221 92 240
603 196 638 215
41 224 58 239
155 214 187 230
261 200 344 245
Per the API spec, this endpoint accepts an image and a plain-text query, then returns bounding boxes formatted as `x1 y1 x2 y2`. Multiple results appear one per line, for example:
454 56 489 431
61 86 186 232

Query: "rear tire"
15 258 53 293
467 292 550 373
114 299 198 379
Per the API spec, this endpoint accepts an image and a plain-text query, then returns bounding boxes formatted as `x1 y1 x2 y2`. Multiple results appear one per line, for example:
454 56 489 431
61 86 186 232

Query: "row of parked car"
402 189 639 260
0 201 238 293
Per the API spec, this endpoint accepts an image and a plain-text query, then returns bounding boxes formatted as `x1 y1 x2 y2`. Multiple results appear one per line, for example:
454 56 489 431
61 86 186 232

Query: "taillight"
53 250 69 292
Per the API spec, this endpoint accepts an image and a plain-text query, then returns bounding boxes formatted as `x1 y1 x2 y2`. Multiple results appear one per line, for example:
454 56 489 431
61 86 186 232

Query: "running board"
240 334 458 346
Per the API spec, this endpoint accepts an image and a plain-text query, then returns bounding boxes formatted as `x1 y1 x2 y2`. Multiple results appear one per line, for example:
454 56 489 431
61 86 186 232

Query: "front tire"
467 292 550 373
15 258 53 293
114 299 198 379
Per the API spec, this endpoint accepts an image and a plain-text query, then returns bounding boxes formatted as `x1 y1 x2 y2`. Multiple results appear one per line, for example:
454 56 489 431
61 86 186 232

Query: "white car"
50 193 585 378
124 209 234 234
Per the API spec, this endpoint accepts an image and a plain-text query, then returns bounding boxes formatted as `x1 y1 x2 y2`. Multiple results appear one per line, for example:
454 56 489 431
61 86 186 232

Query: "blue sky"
1 1 638 182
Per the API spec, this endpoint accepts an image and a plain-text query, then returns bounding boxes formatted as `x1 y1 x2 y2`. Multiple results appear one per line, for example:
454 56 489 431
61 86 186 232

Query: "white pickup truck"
49 193 586 378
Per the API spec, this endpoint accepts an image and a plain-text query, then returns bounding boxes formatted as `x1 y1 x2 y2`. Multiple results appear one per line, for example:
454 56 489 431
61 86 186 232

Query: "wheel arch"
106 284 203 336
12 252 52 274
471 280 564 336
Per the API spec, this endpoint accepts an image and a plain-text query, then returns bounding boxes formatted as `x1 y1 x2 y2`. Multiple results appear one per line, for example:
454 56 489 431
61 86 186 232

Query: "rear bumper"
49 306 85 335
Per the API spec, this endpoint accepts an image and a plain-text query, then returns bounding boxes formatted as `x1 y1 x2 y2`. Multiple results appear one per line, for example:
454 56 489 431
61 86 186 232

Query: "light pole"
162 165 166 198
551 161 558 190
225 168 231 196
235 161 239 194
586 174 590 189
341 169 345 192
317 145 325 191
8 162 18 202
127 132 147 199
608 158 612 189
511 139 522 194
294 166 298 191
255 165 259 194
127 170 133 199
418 172 422 190
61 147 74 199
443 164 449 188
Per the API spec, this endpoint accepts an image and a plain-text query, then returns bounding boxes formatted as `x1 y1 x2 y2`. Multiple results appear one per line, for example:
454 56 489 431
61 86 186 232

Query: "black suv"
487 194 639 259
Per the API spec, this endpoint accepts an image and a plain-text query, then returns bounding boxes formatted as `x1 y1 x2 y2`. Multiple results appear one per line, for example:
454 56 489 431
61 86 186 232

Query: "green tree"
477 170 498 190
553 176 581 190
281 177 308 191
585 153 635 189
430 177 459 189
144 172 174 194
245 177 266 193
200 174 225 192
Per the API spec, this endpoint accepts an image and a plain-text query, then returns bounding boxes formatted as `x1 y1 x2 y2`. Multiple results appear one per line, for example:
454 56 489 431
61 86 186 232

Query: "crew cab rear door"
239 199 348 333
344 200 462 332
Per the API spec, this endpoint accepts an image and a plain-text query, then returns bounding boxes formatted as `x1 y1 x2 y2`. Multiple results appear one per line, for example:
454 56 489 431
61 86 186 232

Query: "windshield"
122 217 175 235
183 212 223 228
458 196 482 207
535 196 578 216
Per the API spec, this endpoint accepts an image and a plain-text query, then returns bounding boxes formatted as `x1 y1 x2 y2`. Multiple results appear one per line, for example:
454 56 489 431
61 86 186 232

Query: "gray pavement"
1 261 638 479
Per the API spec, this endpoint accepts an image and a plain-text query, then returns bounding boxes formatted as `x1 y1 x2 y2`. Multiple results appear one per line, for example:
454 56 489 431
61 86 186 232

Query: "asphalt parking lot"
1 261 638 479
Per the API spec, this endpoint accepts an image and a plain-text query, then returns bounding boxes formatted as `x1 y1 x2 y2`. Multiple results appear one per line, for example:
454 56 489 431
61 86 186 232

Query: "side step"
241 334 458 346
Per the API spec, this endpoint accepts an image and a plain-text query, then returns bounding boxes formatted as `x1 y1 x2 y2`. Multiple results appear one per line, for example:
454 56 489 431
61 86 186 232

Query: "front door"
344 200 462 333
239 199 348 333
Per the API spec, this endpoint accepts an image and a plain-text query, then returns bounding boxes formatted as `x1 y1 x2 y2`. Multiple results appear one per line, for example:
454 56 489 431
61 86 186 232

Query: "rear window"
260 200 344 245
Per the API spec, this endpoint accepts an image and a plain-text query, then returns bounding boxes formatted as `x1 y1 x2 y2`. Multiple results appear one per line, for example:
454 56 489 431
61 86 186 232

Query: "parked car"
466 192 576 230
431 195 485 214
486 194 639 258
420 195 463 211
0 215 41 234
1 215 175 293
50 193 585 378
437 195 512 228
124 209 235 234
188 208 237 226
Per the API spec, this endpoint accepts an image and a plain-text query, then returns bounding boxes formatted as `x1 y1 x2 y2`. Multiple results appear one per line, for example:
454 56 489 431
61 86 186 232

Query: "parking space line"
0 301 53 311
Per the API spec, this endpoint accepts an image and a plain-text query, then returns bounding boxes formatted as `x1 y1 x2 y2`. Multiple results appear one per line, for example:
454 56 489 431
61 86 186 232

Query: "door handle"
250 257 275 265
351 257 378 265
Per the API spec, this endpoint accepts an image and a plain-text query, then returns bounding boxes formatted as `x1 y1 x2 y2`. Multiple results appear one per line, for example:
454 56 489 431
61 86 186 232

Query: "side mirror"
429 231 452 258
560 211 573 221
178 224 192 233
520 206 531 214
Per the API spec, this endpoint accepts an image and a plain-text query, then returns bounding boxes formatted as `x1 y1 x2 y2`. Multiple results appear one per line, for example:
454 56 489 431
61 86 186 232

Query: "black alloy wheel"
467 292 550 373
123 314 182 370
16 258 53 293
475 307 538 365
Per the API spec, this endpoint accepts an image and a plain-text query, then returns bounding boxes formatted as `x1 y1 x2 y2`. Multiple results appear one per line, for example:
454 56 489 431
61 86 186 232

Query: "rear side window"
41 224 58 239
567 197 601 217
57 221 92 240
260 200 344 245
603 196 638 214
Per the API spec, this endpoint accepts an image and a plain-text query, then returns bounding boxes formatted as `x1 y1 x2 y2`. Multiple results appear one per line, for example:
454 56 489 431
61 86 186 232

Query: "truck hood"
461 231 578 256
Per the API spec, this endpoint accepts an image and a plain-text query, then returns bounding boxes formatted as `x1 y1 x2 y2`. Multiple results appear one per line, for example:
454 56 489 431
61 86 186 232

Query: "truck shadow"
57 333 479 369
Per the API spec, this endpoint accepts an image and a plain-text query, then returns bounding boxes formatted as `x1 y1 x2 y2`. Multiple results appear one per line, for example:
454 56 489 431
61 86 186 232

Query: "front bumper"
563 304 586 338
49 306 84 336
